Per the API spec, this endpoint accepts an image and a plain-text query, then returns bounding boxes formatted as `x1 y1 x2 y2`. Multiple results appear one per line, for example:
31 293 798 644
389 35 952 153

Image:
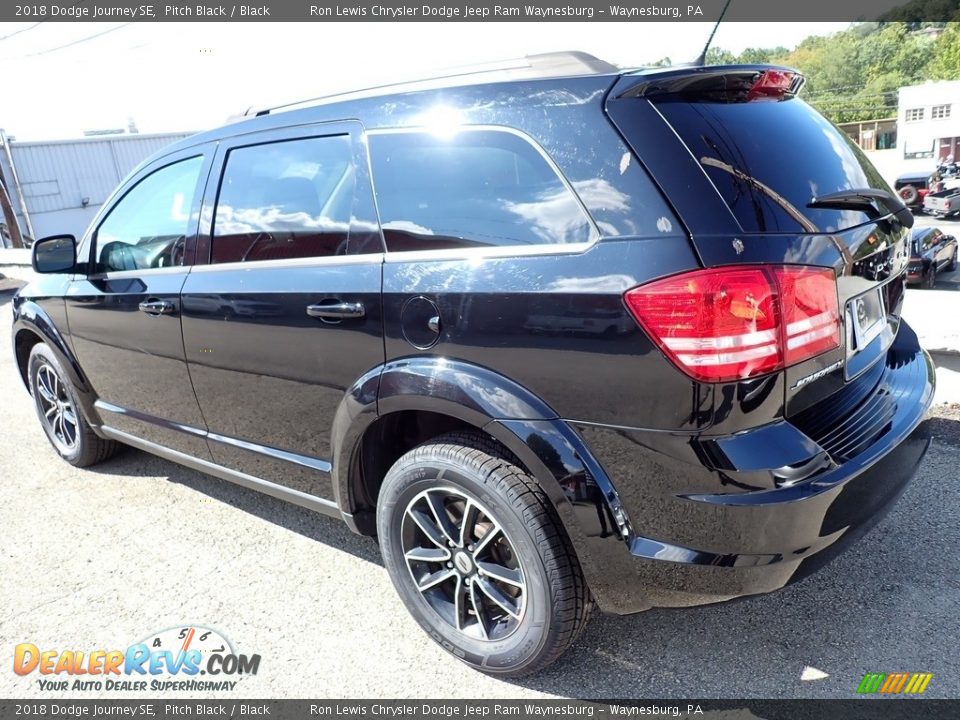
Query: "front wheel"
377 432 592 676
28 343 119 467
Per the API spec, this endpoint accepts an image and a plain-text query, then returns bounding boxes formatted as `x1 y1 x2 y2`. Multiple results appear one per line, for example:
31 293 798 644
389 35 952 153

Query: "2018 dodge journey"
12 52 935 675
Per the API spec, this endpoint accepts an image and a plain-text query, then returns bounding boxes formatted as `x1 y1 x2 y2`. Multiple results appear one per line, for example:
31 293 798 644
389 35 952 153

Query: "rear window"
653 97 890 234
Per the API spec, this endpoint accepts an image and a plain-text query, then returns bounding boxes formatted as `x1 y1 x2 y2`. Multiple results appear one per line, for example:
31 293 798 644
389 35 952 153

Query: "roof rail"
233 51 619 120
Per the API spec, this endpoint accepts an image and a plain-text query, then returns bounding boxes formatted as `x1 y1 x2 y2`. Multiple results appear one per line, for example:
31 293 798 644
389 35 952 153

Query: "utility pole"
0 175 25 249
0 129 34 242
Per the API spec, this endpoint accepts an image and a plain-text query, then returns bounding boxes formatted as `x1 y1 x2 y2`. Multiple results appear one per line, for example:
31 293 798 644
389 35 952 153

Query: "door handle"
306 301 365 320
138 300 175 316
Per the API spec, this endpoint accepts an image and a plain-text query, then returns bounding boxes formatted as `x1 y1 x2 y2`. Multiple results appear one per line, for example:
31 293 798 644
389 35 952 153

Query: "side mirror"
32 234 77 274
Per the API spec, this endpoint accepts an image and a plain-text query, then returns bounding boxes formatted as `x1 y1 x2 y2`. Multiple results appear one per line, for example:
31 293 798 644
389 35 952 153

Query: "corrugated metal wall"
1 132 192 242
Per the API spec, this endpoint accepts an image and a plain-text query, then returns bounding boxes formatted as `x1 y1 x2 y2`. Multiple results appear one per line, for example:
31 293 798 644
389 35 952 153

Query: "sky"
0 22 850 141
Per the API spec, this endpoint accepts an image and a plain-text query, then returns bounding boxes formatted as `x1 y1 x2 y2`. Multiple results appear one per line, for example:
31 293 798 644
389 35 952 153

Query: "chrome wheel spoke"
477 561 523 588
477 577 522 619
408 508 449 550
425 492 459 546
62 405 77 427
453 577 468 632
468 581 490 640
37 371 57 405
44 404 57 419
472 524 501 556
417 568 456 592
54 412 66 444
61 411 77 445
404 546 450 563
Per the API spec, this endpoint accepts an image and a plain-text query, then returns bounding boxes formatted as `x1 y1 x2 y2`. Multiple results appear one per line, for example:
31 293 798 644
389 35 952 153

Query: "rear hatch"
606 65 912 418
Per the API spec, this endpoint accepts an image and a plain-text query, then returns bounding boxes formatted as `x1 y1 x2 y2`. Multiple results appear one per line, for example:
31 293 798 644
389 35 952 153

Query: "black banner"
1 700 959 720
4 0 960 23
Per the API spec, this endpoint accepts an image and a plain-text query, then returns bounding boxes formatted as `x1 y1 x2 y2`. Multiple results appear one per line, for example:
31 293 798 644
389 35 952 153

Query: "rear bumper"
576 323 935 614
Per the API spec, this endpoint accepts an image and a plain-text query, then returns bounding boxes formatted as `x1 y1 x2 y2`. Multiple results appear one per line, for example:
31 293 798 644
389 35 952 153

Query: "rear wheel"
949 248 958 272
28 343 119 467
925 266 937 289
377 431 592 676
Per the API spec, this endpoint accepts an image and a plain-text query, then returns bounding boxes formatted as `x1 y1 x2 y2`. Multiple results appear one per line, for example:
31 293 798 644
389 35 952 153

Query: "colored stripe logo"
857 672 933 694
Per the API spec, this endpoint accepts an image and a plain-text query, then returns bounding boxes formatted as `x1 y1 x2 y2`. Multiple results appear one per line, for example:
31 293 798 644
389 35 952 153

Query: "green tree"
694 22 951 122
928 21 960 79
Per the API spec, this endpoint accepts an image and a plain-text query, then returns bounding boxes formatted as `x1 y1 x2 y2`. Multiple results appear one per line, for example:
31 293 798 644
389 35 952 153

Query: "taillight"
624 265 839 383
746 69 798 102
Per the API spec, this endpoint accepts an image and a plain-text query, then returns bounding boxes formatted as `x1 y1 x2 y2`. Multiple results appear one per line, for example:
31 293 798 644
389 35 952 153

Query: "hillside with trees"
650 20 960 123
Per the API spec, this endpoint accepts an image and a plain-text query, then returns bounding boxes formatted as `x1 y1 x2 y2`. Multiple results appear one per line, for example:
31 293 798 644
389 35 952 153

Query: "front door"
66 149 213 457
180 122 384 501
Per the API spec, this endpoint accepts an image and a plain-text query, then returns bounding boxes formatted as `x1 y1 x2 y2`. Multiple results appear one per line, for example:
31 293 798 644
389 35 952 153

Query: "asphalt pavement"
0 288 958 700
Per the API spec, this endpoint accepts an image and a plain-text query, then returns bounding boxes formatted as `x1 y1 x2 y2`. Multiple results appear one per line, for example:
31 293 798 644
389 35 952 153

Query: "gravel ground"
1 287 958 700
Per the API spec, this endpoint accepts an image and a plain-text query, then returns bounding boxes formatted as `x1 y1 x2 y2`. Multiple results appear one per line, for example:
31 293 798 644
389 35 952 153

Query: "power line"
0 0 86 43
0 23 42 43
24 22 132 58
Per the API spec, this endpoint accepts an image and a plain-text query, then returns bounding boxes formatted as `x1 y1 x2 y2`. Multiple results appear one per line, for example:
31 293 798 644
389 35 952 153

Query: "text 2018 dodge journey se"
12 53 934 676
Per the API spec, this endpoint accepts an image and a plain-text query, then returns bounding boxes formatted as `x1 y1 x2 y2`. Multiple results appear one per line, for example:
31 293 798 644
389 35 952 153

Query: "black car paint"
11 67 934 615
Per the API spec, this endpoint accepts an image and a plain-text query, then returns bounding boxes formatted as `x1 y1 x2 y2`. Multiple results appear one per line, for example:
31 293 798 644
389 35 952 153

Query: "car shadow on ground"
85 413 960 698
91 445 384 566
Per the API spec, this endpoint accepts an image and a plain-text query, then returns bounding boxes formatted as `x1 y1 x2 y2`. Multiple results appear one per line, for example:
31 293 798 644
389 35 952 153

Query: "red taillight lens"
776 266 840 365
746 70 797 102
624 265 839 383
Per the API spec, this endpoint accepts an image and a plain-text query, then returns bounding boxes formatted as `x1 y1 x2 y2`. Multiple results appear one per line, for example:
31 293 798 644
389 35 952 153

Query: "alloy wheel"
35 363 79 452
401 487 527 642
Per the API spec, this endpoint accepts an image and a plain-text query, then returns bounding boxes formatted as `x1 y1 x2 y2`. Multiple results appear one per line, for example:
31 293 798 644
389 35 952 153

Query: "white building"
898 79 960 165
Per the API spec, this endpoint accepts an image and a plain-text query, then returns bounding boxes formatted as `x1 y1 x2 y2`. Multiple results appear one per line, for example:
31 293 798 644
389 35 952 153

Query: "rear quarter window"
368 128 597 252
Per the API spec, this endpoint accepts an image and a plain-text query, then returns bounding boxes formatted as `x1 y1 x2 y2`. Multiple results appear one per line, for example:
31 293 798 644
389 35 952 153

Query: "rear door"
180 121 384 501
66 146 214 457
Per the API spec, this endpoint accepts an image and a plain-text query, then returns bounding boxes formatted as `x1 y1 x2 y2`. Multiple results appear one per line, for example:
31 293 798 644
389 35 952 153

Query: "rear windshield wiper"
808 188 914 229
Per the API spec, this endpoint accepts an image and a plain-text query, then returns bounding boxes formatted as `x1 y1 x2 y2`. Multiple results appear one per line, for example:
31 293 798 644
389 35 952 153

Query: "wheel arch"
329 357 630 609
12 301 101 428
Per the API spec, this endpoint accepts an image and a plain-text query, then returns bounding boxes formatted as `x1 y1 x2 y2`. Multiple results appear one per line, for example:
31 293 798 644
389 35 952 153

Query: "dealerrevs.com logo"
14 625 261 692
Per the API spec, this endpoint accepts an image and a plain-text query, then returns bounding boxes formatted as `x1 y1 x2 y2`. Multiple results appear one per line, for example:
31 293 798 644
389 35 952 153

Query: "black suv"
12 54 934 676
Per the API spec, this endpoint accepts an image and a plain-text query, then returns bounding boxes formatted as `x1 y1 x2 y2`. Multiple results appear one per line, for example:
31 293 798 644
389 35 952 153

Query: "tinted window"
653 98 891 234
212 135 356 263
95 156 202 273
368 129 595 252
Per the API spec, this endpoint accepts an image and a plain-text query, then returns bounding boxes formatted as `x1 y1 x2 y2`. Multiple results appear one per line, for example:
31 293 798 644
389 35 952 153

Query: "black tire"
28 343 119 467
949 248 958 272
924 266 937 289
377 431 592 676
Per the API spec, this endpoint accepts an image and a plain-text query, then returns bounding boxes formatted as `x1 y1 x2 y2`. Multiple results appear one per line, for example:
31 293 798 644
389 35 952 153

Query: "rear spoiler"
616 64 805 102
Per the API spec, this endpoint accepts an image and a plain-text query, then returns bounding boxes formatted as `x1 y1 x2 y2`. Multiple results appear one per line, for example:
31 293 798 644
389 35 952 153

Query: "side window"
95 156 203 273
368 129 596 252
211 135 357 264
925 231 940 249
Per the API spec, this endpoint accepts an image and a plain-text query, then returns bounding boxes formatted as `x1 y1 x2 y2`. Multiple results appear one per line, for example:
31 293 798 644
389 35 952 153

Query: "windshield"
652 97 892 234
